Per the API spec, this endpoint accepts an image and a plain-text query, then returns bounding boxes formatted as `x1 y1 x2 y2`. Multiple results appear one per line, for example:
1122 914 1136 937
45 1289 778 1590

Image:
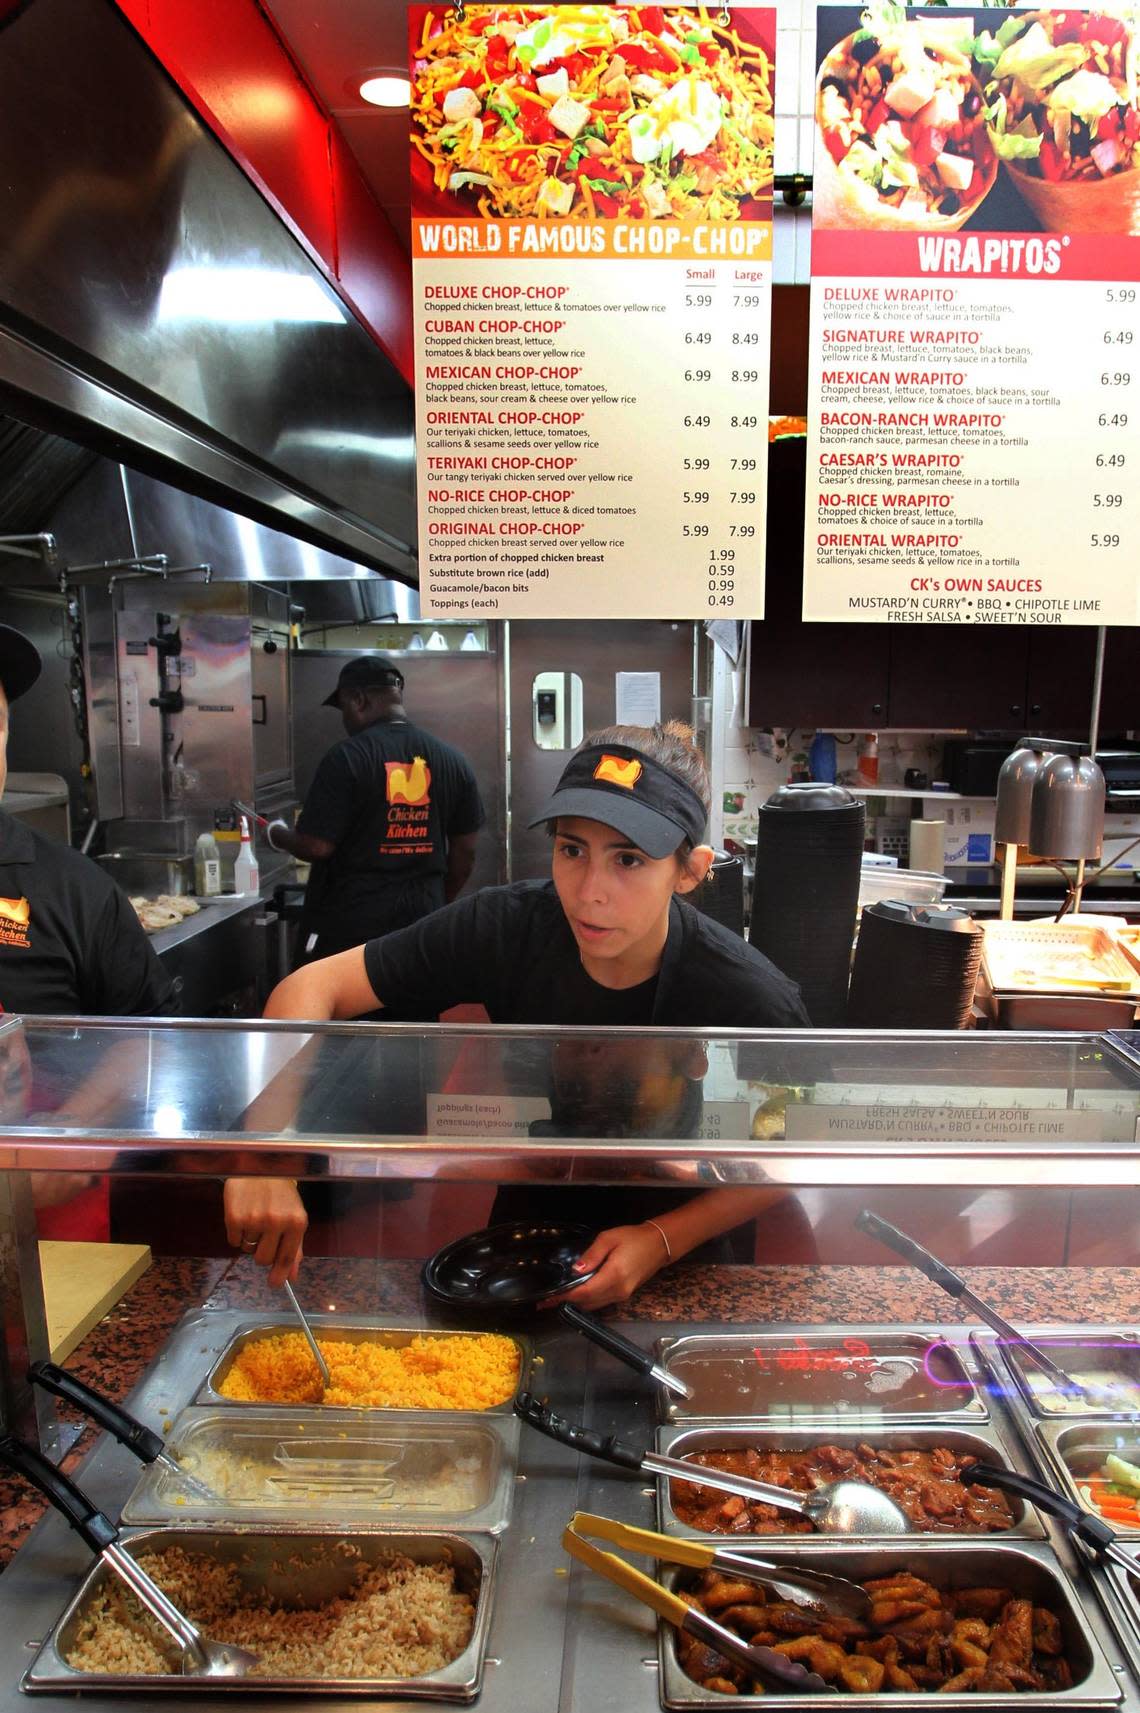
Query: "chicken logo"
593 754 642 791
385 756 432 807
0 896 30 929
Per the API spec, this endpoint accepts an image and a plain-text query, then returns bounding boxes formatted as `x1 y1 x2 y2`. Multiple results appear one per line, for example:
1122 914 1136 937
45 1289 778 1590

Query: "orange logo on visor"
0 896 30 928
594 754 642 790
386 756 431 806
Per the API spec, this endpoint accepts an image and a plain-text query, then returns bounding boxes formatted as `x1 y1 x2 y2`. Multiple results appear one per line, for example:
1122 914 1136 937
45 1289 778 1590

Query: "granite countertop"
3 1257 1138 1571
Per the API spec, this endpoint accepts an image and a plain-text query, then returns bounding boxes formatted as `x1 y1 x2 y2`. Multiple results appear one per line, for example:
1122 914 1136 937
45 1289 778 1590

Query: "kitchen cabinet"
0 1019 1139 1707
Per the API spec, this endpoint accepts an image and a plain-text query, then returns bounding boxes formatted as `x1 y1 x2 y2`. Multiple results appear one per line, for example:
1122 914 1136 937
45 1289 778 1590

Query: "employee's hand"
224 1177 307 1287
551 1223 668 1310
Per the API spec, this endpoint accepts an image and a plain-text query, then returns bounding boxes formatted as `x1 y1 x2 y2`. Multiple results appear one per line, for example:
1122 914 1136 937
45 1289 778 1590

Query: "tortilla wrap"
1003 156 1140 235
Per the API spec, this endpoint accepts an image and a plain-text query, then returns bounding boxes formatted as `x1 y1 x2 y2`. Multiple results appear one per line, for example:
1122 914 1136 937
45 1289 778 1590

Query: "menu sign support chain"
409 4 777 619
803 5 1140 627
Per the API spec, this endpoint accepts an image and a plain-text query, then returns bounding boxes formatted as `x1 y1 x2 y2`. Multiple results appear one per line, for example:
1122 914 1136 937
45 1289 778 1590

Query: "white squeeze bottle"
233 816 260 896
194 831 221 897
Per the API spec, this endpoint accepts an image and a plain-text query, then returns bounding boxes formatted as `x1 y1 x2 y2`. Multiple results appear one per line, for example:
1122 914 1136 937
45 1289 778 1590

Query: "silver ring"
241 1239 258 1252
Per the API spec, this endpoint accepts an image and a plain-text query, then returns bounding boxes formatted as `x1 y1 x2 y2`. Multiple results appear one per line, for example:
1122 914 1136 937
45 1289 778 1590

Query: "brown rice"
63 1545 475 1680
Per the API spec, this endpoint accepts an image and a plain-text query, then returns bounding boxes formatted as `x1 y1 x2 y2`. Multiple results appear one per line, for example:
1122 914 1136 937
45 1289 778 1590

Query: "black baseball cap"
322 655 405 707
528 742 708 860
0 624 42 703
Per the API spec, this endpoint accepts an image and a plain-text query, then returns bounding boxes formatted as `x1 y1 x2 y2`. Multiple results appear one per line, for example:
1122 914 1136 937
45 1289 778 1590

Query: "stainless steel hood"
0 0 417 584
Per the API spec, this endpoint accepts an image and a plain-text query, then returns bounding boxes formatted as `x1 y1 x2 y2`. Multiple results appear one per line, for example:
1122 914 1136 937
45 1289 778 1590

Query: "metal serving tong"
28 1362 218 1503
0 1436 258 1677
970 1464 1137 1576
567 1510 869 1619
855 1210 1120 1411
515 1393 910 1535
562 1511 836 1696
558 1304 693 1400
283 1279 332 1392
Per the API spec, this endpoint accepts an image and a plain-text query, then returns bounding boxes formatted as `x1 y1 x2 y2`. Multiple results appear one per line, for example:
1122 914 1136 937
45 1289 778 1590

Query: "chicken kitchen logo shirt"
0 895 31 949
385 756 432 807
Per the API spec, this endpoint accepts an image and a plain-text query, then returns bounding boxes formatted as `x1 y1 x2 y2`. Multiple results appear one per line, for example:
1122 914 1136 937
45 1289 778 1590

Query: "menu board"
410 4 776 617
804 5 1140 625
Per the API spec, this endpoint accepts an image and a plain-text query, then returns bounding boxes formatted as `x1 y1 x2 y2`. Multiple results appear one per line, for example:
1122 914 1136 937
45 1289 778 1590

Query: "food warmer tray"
657 1539 1124 1709
971 1326 1140 1423
655 1419 1046 1540
24 1528 497 1699
1091 1542 1140 1694
121 1407 521 1535
199 1319 531 1414
655 1324 989 1423
1033 1421 1140 1541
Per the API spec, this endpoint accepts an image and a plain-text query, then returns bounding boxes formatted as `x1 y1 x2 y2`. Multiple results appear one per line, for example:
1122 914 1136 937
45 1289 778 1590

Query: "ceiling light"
360 74 411 107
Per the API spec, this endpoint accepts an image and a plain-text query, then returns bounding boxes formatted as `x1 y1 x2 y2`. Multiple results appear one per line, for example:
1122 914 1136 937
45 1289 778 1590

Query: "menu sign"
804 5 1140 625
410 4 776 617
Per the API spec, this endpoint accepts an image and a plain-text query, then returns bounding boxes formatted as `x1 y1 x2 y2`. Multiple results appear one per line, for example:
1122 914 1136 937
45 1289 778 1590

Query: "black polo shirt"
363 879 809 1026
298 716 485 949
0 810 175 1017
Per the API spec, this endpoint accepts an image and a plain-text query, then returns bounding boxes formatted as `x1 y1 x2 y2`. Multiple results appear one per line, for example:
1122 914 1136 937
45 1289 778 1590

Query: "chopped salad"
412 4 774 219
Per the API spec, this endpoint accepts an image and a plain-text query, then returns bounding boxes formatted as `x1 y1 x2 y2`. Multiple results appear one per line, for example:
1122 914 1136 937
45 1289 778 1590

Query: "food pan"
121 1408 519 1533
973 1328 1140 1419
24 1528 497 1698
656 1328 986 1423
1035 1422 1140 1539
1097 1543 1140 1688
658 1540 1121 1708
199 1321 530 1413
656 1423 1043 1540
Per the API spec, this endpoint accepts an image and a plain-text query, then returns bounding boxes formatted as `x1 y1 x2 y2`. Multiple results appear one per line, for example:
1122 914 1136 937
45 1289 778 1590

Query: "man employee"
265 656 485 962
0 624 174 1018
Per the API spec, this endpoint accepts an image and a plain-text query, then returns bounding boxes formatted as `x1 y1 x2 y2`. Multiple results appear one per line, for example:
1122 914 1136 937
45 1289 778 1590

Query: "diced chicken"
642 176 672 217
883 63 937 118
630 73 665 98
548 94 592 140
913 85 959 131
935 150 974 192
610 12 629 37
534 175 575 216
583 135 609 156
536 67 569 98
442 85 481 123
600 52 628 87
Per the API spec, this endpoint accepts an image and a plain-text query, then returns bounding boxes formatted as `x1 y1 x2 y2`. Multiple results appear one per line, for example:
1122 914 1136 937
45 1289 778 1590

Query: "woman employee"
226 722 808 1299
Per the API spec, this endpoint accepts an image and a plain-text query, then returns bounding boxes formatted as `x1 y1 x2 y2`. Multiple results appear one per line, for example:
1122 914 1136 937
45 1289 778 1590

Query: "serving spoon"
515 1393 911 1536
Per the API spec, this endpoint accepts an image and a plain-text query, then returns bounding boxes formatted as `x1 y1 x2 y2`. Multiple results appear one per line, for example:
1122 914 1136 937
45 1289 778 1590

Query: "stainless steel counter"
150 896 277 1017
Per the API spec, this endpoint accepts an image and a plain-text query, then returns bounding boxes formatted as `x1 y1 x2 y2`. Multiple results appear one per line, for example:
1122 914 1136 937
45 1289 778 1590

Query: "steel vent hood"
0 0 417 585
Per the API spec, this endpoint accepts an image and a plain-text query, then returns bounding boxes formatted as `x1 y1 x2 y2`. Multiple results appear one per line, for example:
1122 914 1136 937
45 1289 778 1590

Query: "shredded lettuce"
991 23 1088 99
985 92 1044 158
972 30 1004 75
859 0 908 36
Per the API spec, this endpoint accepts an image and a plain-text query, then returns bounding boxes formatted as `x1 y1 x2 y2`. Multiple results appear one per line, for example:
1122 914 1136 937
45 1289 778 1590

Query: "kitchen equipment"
121 1407 518 1531
25 1527 496 1699
749 783 864 1026
561 1515 834 1696
1035 1422 1140 1537
557 1304 692 1400
908 818 945 875
856 1211 1116 1408
847 902 983 1030
0 1437 259 1677
514 1394 911 1535
421 1221 601 1321
27 1362 218 1504
689 851 745 939
566 1510 870 1618
971 1464 1137 1576
974 1326 1140 1420
983 919 1140 997
857 861 948 912
657 1327 987 1422
282 1279 331 1391
995 738 1054 920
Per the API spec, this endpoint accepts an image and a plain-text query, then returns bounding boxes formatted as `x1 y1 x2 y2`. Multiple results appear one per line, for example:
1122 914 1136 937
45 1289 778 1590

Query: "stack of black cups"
748 784 865 1025
691 850 745 940
848 901 983 1029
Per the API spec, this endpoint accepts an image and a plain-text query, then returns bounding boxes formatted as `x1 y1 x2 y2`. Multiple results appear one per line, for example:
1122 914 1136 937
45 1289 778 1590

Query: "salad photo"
409 4 774 221
815 9 999 229
983 7 1140 231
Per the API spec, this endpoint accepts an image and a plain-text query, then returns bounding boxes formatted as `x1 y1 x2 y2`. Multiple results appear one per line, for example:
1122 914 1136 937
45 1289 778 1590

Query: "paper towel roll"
909 819 946 874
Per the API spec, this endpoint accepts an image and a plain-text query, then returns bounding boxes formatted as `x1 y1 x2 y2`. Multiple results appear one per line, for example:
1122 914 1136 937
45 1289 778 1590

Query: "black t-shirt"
363 879 810 1027
298 717 485 939
0 810 176 1017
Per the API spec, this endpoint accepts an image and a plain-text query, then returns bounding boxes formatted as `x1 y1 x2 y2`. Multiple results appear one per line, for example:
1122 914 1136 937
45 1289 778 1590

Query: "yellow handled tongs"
562 1512 841 1696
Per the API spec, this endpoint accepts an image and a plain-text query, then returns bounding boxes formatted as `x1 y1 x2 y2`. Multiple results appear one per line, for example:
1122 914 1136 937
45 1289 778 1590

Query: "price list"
803 6 1140 628
409 4 777 619
414 249 772 618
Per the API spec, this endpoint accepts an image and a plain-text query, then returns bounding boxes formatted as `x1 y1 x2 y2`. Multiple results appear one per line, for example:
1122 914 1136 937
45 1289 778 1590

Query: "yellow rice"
217 1332 519 1410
